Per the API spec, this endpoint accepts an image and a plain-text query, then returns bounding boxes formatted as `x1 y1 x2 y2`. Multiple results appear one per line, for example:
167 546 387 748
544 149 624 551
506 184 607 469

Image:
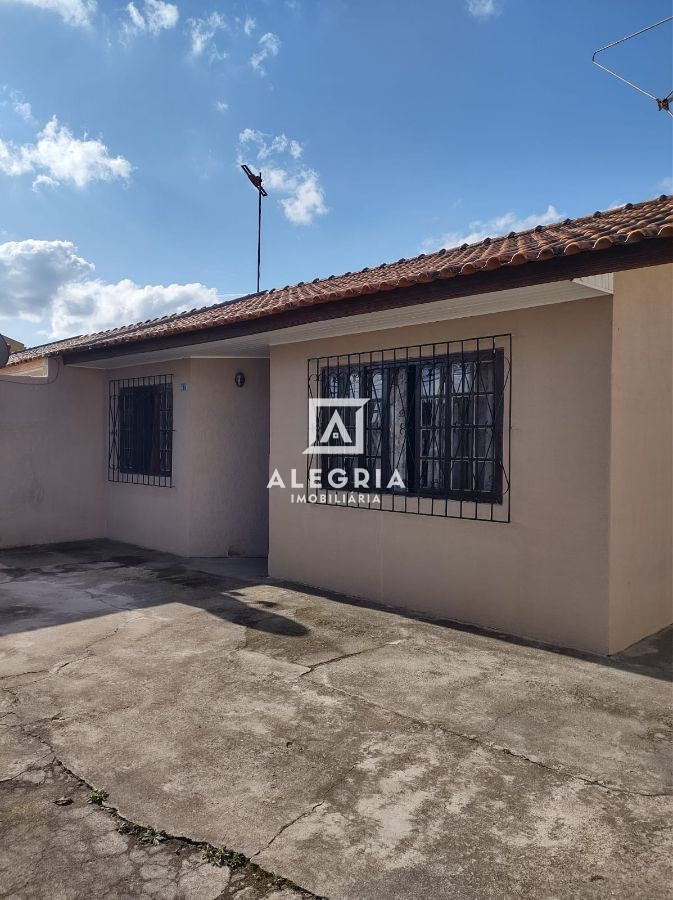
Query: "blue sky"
0 0 671 348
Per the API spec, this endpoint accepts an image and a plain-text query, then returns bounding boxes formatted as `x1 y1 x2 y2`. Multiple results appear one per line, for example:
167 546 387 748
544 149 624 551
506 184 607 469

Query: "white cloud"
422 205 562 252
50 279 217 338
658 176 673 193
266 168 326 225
0 238 219 338
238 129 326 225
12 98 32 121
0 116 132 189
0 0 96 26
243 15 255 35
250 31 280 75
0 240 93 320
187 10 227 60
466 0 502 19
122 0 177 37
31 173 58 191
1 87 34 123
214 100 229 113
144 0 177 31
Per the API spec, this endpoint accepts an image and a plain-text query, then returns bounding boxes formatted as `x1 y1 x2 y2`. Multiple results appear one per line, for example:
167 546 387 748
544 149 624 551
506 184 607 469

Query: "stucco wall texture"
0 357 270 558
0 361 105 548
608 265 673 652
1 265 670 654
268 267 673 655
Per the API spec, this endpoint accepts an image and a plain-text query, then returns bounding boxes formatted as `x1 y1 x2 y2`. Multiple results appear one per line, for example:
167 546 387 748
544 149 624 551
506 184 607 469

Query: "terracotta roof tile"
7 193 672 366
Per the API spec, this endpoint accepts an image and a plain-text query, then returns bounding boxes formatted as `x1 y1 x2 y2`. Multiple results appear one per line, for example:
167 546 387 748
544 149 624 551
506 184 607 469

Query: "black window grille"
306 335 511 522
108 375 173 486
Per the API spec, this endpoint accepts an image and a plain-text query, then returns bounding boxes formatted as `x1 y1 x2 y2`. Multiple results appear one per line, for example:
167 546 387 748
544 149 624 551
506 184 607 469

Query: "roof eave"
15 234 673 368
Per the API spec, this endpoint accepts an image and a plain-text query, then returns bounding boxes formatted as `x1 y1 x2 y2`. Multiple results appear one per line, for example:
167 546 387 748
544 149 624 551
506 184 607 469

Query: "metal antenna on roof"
240 165 268 293
592 15 673 117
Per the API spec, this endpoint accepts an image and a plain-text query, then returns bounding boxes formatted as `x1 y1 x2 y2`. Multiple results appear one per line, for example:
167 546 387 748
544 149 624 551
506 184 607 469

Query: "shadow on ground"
0 539 671 900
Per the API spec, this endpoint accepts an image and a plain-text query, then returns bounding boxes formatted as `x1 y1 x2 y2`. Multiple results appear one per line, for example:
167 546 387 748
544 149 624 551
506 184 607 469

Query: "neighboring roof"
1 335 25 353
7 194 673 367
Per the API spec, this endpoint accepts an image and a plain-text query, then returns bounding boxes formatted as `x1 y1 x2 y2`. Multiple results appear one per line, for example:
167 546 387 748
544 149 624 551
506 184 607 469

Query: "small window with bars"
108 375 173 486
307 335 511 521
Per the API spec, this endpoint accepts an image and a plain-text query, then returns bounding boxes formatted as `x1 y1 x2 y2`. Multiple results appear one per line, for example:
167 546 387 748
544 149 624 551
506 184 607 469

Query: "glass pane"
421 364 443 395
476 360 494 393
475 395 494 425
326 372 340 398
475 428 493 459
369 370 383 401
451 396 470 426
476 461 495 493
451 427 471 458
450 459 472 491
389 367 408 487
451 361 474 394
420 458 443 491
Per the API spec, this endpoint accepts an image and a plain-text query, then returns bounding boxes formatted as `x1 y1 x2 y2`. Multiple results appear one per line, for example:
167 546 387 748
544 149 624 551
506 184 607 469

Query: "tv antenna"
592 15 673 117
240 164 268 293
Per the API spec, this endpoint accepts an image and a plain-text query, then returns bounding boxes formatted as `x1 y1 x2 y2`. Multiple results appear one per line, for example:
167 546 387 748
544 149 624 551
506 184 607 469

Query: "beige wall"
3 266 670 654
0 361 105 547
3 358 48 376
104 359 194 556
268 297 615 654
104 357 269 557
1 356 269 558
608 264 673 652
189 358 269 557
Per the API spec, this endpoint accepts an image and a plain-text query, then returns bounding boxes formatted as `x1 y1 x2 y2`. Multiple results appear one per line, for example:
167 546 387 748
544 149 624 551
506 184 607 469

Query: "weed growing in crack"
202 846 247 869
87 789 109 806
138 828 167 845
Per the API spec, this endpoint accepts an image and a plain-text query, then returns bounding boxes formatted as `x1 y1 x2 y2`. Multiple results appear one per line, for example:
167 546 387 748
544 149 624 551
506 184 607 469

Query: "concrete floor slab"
0 539 671 900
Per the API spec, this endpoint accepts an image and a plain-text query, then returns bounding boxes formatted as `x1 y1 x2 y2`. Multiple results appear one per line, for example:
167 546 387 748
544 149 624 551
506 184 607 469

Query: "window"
307 335 511 521
108 375 173 486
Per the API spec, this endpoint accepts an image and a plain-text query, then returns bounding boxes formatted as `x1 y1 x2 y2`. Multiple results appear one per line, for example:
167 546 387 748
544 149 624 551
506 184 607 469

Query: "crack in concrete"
252 801 328 859
0 668 48 681
0 749 55 783
251 752 370 860
1 617 143 689
315 682 673 800
2 691 321 898
299 639 411 675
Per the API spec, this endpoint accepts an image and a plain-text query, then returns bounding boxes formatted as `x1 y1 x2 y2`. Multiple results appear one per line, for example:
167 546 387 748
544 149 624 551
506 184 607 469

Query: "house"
2 195 671 656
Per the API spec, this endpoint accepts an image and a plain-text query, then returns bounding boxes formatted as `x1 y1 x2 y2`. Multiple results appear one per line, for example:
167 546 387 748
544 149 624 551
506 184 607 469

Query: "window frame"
312 339 509 516
108 375 173 487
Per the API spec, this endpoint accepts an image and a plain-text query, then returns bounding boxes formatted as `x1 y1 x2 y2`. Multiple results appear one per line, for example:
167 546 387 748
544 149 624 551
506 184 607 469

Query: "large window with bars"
108 375 173 486
307 335 511 521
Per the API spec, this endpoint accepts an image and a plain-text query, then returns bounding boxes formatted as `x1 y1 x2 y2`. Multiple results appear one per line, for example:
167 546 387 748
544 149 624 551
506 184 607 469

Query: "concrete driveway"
0 540 671 900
